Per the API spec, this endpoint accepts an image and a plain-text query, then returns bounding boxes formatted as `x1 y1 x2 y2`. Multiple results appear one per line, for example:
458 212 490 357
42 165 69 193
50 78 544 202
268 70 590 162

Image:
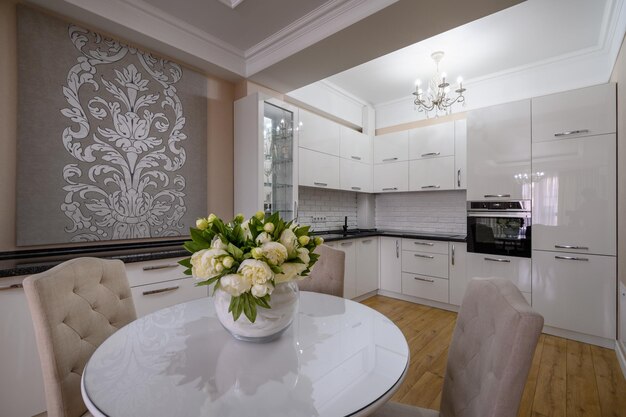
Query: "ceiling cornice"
217 0 246 9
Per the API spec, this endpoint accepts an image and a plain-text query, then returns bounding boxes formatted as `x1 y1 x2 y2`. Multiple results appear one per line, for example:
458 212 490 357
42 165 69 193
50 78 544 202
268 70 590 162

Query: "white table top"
82 292 409 417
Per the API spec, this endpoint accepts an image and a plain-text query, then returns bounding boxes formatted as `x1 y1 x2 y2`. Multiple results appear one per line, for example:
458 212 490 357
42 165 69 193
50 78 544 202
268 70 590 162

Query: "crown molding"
319 80 372 107
217 0 246 9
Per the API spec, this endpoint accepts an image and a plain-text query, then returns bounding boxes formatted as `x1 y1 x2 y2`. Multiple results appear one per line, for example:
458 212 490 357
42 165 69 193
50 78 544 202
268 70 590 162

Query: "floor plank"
590 345 626 417
565 340 602 417
518 334 546 417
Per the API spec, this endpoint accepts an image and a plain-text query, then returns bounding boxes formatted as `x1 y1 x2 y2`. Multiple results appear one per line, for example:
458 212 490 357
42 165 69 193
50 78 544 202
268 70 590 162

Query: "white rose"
260 241 288 266
211 236 228 250
196 218 209 230
238 259 274 285
297 247 310 264
241 220 253 240
190 249 228 279
263 223 275 233
256 232 272 245
222 256 234 269
274 262 307 283
251 282 273 298
298 235 310 246
220 274 252 297
279 229 298 257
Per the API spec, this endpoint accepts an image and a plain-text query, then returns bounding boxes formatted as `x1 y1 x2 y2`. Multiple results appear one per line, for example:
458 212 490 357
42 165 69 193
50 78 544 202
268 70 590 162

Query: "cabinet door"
532 250 616 339
356 238 379 296
449 242 468 306
408 156 455 191
401 273 449 303
466 252 531 295
532 134 616 256
299 148 340 189
340 159 372 193
336 240 357 299
409 121 455 159
373 161 408 192
131 277 208 317
454 119 467 190
299 109 341 155
466 100 531 200
373 131 409 163
341 127 372 163
380 237 402 293
532 83 616 142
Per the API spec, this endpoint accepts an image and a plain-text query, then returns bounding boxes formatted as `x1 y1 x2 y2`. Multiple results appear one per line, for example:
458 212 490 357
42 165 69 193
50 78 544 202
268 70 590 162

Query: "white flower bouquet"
180 211 323 323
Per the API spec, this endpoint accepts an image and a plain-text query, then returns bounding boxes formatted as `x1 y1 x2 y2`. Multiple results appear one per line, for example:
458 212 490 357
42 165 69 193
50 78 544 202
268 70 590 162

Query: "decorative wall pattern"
16 6 207 246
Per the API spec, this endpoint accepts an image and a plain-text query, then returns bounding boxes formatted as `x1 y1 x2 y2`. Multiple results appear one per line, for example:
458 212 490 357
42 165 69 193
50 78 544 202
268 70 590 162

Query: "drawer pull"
484 257 511 263
421 185 440 189
554 245 589 250
382 187 398 191
451 244 455 266
414 277 435 283
351 156 362 161
554 129 589 137
414 242 434 246
555 255 589 262
142 285 180 296
142 264 178 271
351 186 362 191
484 194 511 198
382 157 398 162
314 182 328 187
0 283 23 291
421 152 440 157
362 239 372 243
340 242 353 247
457 169 461 187
414 253 435 259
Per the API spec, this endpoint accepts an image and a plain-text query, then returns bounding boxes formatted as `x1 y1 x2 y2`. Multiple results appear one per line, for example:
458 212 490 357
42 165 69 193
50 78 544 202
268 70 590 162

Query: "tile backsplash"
297 186 358 231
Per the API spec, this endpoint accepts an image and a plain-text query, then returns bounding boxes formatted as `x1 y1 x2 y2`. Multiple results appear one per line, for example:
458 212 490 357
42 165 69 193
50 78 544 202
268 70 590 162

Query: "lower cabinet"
356 238 379 296
401 273 448 303
335 240 357 299
449 242 468 306
131 277 208 317
379 237 402 293
466 253 532 304
532 250 616 340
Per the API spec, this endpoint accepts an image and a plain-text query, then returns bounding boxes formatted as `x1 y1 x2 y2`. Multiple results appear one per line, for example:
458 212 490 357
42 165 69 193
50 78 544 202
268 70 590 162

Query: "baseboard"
353 290 378 303
542 325 614 349
377 290 459 313
616 340 626 380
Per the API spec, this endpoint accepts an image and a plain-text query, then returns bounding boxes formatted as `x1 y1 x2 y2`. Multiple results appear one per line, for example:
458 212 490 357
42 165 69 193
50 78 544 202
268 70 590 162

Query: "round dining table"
81 291 409 417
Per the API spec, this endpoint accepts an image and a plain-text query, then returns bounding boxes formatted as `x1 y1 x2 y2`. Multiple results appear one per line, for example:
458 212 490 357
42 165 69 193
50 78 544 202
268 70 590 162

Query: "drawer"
131 276 207 317
125 258 188 288
402 273 449 303
466 253 531 293
402 239 449 254
402 250 448 279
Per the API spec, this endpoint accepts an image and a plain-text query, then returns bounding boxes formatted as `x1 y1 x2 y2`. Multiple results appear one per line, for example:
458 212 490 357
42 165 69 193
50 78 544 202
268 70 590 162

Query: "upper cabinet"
299 109 341 155
340 126 372 163
409 121 455 159
299 148 340 190
466 99 531 201
532 83 616 142
409 157 455 191
373 131 409 164
454 119 467 190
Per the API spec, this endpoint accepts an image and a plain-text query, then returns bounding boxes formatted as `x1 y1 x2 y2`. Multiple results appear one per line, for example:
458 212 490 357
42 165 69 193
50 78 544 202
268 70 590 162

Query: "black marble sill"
312 229 467 243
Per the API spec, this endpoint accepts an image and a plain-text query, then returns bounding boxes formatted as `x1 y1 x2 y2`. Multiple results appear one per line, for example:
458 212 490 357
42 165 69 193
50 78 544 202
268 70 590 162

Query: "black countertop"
314 229 466 243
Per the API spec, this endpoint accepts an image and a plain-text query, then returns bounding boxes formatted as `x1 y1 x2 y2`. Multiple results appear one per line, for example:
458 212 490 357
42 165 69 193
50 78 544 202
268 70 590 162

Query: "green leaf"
190 228 210 247
233 296 243 321
184 241 202 253
178 258 192 268
227 243 244 261
183 268 192 276
228 294 236 313
295 225 310 238
269 265 283 274
254 295 271 309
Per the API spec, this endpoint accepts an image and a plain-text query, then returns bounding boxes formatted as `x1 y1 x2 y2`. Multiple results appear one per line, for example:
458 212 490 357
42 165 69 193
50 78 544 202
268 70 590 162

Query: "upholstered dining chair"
24 257 137 417
372 277 544 417
297 244 345 297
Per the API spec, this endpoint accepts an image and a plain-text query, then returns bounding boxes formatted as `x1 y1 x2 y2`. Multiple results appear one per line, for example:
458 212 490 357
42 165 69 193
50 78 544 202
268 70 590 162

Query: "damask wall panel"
16 6 207 246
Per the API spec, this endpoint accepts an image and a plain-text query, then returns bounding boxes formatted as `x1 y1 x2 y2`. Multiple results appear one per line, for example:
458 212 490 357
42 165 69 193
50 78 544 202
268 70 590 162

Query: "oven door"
467 212 531 258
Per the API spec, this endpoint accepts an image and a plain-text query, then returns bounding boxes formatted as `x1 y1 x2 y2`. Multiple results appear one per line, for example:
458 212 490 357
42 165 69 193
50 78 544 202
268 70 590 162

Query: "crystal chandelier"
412 51 466 117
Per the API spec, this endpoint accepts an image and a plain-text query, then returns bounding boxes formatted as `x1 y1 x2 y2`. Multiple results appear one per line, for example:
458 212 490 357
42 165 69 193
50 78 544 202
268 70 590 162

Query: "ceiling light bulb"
441 72 447 79
457 76 463 84
415 79 422 87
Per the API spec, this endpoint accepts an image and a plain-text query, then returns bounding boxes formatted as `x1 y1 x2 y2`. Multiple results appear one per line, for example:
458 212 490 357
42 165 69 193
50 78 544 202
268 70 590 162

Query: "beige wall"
0 0 234 251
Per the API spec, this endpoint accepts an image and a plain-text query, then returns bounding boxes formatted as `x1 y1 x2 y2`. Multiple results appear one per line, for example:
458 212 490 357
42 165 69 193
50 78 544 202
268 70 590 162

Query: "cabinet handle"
414 253 435 259
457 169 461 187
382 187 398 191
142 285 180 296
351 156 362 160
414 242 434 246
396 240 400 258
555 255 589 261
143 264 179 271
362 239 372 243
484 194 511 198
351 186 362 191
554 245 588 250
294 200 298 220
340 242 353 247
414 277 435 283
314 182 328 187
383 157 398 162
0 283 23 291
421 185 440 189
421 152 440 157
451 244 455 266
484 257 511 263
554 129 589 137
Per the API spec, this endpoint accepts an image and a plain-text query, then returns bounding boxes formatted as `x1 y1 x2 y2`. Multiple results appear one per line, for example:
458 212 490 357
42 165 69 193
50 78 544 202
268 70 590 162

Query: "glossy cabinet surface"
373 131 409 163
380 237 402 293
402 250 448 279
454 119 467 190
408 156 455 191
408 121 455 159
356 237 379 296
532 134 616 256
299 108 341 155
402 239 449 254
125 259 187 288
340 159 372 193
131 276 207 317
532 250 616 340
299 148 340 189
373 161 409 192
340 126 372 163
449 242 468 306
466 99 531 201
401 273 449 303
335 239 357 299
532 83 616 142
466 252 531 294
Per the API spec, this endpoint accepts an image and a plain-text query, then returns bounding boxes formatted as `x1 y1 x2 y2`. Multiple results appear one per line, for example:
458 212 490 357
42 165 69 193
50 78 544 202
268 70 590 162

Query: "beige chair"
24 257 137 417
297 244 345 297
372 277 544 417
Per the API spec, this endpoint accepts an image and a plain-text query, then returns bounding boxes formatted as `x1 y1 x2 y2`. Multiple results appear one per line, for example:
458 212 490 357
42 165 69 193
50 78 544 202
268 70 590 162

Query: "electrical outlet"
312 216 327 222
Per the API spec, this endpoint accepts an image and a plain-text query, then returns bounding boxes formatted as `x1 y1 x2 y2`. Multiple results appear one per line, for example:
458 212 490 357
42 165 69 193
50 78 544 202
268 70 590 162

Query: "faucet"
343 216 348 234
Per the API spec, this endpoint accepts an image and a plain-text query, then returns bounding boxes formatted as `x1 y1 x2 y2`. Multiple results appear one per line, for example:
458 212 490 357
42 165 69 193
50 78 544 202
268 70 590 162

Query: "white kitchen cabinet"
336 239 357 299
466 99 531 201
402 250 448 279
340 126 372 163
402 239 449 254
299 108 341 155
131 276 207 317
373 161 409 192
340 158 372 193
373 131 409 164
408 121 455 160
454 119 467 190
408 156 455 191
532 250 616 340
449 242 468 306
532 83 616 142
125 259 187 287
466 252 531 298
401 273 449 304
532 134 616 256
379 237 402 293
299 148 340 189
356 237 379 296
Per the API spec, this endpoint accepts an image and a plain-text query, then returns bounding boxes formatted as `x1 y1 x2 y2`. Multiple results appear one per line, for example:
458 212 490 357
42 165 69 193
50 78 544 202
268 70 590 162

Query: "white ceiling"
326 0 619 105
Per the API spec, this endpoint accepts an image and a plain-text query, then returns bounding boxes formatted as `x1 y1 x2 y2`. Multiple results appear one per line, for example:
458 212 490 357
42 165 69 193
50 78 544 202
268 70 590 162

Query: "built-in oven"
467 200 531 258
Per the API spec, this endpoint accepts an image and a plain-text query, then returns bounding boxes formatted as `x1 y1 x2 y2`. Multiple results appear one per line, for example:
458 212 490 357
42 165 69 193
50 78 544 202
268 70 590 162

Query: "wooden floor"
361 295 626 417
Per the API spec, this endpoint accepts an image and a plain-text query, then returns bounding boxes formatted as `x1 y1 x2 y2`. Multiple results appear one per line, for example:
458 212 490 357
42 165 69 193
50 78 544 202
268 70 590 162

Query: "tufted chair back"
297 245 345 297
439 277 544 417
24 257 137 417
